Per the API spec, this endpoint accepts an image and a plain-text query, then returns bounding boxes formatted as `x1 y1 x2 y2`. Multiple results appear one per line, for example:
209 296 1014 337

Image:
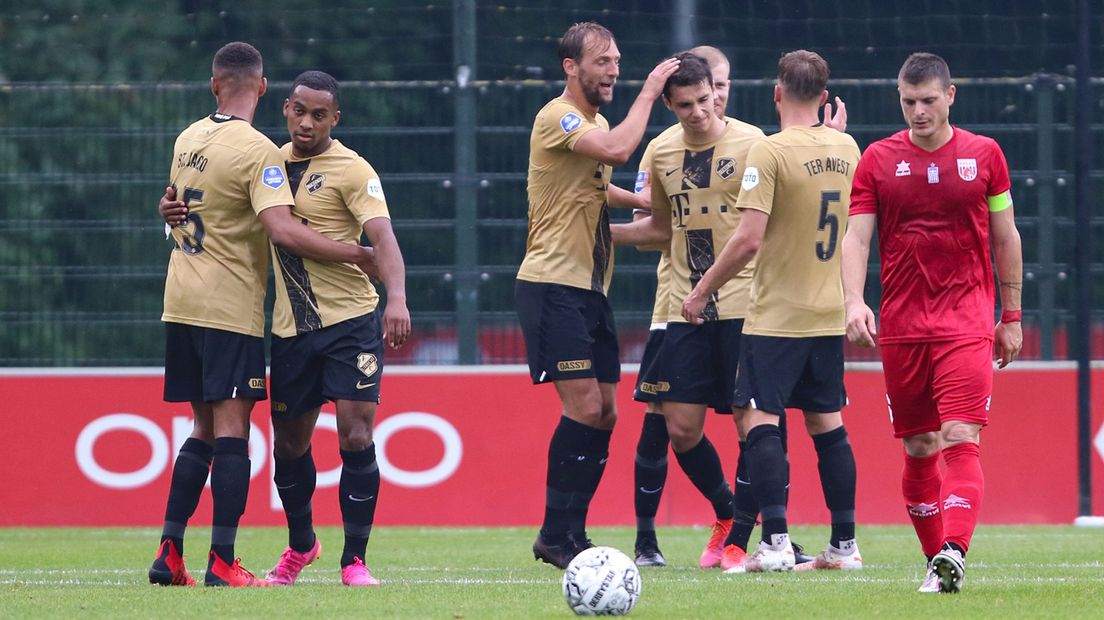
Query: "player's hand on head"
823 96 847 133
993 320 1023 368
641 57 681 99
159 185 188 227
845 302 877 348
383 303 411 349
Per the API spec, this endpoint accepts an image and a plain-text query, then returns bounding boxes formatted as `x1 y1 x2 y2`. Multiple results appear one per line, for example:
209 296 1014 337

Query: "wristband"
1000 309 1022 323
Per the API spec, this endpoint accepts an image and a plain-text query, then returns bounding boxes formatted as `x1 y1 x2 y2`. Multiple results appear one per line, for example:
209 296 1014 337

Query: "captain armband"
987 190 1013 213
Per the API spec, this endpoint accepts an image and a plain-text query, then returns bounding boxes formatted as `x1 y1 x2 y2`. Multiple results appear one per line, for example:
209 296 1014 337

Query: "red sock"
941 442 984 553
902 452 944 558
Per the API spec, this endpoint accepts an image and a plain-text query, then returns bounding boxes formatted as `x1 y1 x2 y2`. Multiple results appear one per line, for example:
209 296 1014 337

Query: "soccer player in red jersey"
841 53 1024 594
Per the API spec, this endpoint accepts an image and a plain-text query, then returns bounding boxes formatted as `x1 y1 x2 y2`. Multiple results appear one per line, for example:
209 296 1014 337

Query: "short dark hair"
777 49 829 102
557 22 614 63
662 52 713 99
899 52 952 89
290 70 340 109
212 42 263 80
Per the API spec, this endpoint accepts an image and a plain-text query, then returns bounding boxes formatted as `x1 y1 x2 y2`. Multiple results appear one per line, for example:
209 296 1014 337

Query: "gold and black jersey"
517 97 615 294
271 140 389 338
650 118 765 322
162 114 295 337
635 137 673 325
737 125 860 336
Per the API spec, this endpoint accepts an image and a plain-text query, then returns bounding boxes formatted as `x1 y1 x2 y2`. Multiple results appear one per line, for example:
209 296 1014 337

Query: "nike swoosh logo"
347 494 375 502
639 486 663 494
665 168 679 176
356 381 377 390
276 483 297 490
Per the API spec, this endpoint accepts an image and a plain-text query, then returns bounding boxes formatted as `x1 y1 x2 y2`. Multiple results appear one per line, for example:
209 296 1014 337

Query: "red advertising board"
2 366 1101 526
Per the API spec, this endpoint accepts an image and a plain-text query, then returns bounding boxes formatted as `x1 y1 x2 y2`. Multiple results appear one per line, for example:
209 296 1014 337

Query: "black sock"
746 424 789 543
210 437 250 565
674 435 734 520
634 413 669 539
160 437 213 555
339 444 380 567
812 426 857 547
569 426 612 541
725 441 759 549
541 416 599 543
274 446 317 552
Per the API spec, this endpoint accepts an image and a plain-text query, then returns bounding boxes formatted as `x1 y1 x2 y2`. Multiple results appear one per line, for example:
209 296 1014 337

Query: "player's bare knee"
903 432 940 457
804 411 842 435
940 421 980 447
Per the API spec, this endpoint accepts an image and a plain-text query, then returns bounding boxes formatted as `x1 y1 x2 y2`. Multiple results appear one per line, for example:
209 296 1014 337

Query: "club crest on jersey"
357 353 379 377
895 160 911 177
741 166 760 191
559 112 583 133
262 166 287 189
957 158 978 181
306 172 325 194
716 157 737 180
634 170 648 193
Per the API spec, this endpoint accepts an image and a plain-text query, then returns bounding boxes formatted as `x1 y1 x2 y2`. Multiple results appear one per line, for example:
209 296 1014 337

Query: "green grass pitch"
1 525 1101 618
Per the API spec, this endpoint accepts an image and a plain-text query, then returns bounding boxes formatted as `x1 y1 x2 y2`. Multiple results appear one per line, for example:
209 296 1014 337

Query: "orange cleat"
699 518 734 568
204 551 271 587
148 539 196 586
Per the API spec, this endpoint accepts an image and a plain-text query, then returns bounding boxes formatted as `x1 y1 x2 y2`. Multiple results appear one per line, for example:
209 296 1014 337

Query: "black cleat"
634 536 667 567
533 534 576 569
569 532 595 555
792 541 815 565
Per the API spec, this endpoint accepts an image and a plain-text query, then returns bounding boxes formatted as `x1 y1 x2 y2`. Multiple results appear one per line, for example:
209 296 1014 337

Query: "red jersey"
850 127 1012 343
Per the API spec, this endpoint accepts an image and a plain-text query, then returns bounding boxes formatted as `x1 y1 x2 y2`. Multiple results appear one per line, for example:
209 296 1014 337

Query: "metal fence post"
454 0 479 363
1034 73 1056 359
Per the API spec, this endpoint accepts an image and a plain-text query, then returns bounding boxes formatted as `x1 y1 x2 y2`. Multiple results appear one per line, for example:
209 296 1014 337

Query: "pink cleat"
699 518 734 568
341 557 380 586
266 538 321 585
720 544 748 572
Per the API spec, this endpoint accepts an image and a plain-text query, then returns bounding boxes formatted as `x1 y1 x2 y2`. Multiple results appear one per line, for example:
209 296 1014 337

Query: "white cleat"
917 561 940 593
794 540 863 571
743 533 795 573
931 548 966 593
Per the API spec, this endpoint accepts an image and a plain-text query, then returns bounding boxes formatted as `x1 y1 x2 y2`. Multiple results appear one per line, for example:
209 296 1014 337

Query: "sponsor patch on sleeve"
366 178 386 201
741 166 760 191
559 112 583 133
262 166 286 189
634 170 648 194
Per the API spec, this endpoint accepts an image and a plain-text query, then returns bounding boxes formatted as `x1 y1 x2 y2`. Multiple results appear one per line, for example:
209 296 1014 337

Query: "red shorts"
880 338 993 438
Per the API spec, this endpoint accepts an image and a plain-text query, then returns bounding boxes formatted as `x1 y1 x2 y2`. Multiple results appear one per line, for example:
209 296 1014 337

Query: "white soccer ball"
561 546 642 616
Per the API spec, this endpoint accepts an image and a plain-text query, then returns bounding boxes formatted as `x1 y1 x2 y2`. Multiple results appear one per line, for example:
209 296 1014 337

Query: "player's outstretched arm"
607 184 646 210
363 217 411 349
823 96 847 132
991 206 1023 368
258 206 373 266
842 213 877 347
572 58 680 166
681 209 768 324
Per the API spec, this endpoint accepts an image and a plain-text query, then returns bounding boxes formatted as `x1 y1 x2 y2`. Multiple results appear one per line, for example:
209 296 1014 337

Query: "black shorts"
270 311 384 419
163 322 267 403
515 280 620 384
633 325 667 403
733 334 846 415
646 320 743 413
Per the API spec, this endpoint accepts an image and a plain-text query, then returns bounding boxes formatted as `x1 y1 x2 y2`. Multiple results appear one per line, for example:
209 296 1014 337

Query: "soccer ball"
561 546 641 616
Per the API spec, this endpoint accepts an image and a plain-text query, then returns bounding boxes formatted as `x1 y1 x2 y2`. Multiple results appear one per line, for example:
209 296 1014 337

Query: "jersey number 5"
816 190 840 261
173 186 206 255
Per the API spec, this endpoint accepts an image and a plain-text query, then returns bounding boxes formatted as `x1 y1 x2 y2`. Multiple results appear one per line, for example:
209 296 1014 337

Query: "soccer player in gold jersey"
682 50 862 573
517 22 679 569
150 43 379 588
